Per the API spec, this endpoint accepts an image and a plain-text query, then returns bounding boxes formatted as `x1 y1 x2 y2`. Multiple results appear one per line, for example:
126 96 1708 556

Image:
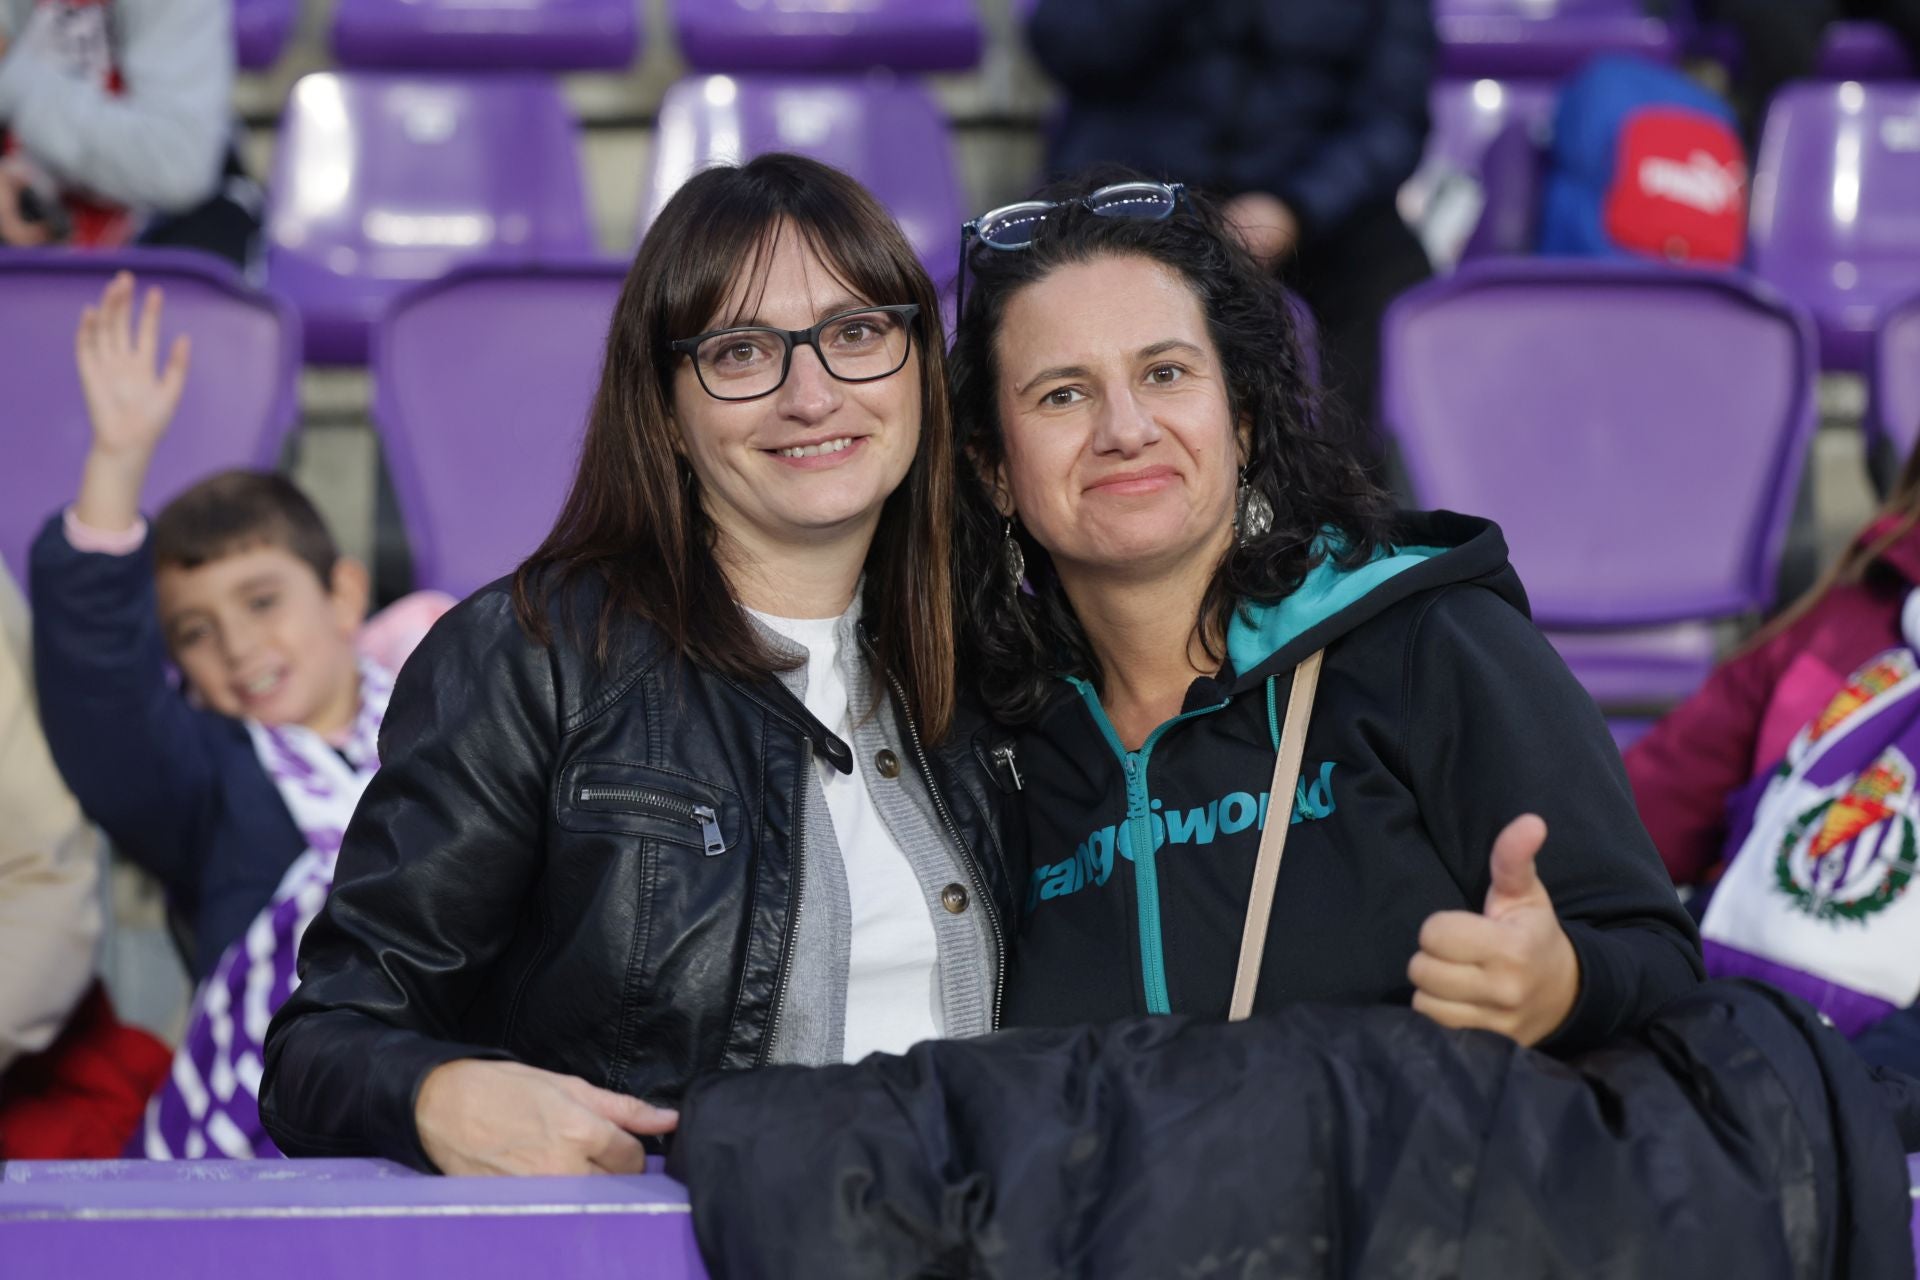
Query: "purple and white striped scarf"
1702 589 1920 1038
139 658 394 1160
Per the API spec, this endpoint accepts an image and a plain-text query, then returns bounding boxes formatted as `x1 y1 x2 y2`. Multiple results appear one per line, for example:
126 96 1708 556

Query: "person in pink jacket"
1625 444 1920 1076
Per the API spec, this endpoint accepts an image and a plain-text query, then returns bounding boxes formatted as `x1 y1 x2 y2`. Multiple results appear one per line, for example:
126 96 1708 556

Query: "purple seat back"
267 73 596 366
234 0 297 69
372 260 624 596
0 1159 707 1280
1751 82 1920 372
1871 289 1920 465
640 75 962 288
1435 0 1676 78
1404 79 1557 263
0 250 300 584
673 0 981 73
330 0 638 70
1383 259 1815 630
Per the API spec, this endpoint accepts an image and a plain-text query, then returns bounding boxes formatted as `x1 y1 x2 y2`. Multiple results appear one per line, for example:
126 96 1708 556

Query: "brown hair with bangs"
153 469 340 584
511 153 957 741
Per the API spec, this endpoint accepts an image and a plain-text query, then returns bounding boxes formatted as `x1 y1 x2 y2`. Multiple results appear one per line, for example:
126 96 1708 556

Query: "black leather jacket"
259 577 1020 1171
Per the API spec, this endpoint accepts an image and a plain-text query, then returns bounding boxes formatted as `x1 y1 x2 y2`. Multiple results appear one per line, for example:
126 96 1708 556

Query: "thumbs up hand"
1407 814 1581 1047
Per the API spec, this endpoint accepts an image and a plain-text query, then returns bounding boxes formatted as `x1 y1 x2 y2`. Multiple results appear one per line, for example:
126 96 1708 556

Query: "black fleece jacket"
1003 511 1704 1055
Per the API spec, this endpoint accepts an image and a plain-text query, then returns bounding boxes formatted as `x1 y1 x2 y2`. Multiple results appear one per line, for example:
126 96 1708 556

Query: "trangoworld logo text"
1026 762 1337 910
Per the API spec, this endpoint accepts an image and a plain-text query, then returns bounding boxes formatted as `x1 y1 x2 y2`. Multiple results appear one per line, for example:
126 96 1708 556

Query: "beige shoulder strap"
1228 648 1324 1022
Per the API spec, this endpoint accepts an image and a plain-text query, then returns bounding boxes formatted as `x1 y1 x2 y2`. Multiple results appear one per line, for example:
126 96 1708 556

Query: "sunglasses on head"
954 181 1188 314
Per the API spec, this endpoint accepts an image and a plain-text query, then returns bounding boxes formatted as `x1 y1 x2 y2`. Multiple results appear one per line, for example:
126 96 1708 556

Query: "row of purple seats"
1411 78 1920 384
265 74 597 365
1431 0 1912 81
1382 259 1818 727
236 0 980 74
1434 0 1677 79
262 69 963 366
0 249 1871 695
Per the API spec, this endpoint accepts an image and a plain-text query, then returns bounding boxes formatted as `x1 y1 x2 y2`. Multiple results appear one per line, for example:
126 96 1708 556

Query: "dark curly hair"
950 167 1393 723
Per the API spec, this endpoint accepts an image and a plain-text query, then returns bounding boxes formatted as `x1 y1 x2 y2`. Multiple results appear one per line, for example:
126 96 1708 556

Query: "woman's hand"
1407 814 1582 1047
415 1059 680 1176
72 272 192 533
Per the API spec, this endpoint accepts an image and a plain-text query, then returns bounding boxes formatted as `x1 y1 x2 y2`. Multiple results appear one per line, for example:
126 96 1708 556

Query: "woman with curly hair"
949 170 1701 1050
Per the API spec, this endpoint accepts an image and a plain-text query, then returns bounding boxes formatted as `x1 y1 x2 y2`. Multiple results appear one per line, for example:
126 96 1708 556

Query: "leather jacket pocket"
557 761 741 857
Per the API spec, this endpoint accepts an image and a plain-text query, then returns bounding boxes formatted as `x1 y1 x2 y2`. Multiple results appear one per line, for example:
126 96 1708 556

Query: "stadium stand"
265 72 596 365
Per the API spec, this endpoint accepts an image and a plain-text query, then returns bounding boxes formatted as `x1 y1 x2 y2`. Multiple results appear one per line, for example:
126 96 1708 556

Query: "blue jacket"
29 516 304 979
1027 0 1436 237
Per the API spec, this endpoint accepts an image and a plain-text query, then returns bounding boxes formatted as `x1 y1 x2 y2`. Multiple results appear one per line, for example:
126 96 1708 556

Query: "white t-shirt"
750 609 942 1061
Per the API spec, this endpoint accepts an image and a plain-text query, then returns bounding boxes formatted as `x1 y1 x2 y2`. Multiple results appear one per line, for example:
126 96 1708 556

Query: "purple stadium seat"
0 250 300 585
1382 259 1817 713
1870 289 1920 467
267 73 596 366
234 0 297 70
331 0 638 70
1402 78 1558 265
373 260 624 596
1435 0 1676 79
1750 82 1920 372
672 0 982 73
639 74 963 289
0 1159 707 1280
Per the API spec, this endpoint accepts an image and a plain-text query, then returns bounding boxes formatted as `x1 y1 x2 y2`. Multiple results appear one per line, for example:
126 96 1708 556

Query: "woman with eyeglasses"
951 171 1701 1050
259 154 1020 1175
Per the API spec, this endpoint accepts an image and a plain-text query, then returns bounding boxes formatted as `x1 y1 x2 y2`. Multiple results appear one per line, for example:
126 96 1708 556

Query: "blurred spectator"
0 557 172 1160
1625 438 1920 1079
0 558 100 1080
28 272 433 981
1027 0 1436 446
27 272 449 1158
1701 0 1920 139
0 0 262 266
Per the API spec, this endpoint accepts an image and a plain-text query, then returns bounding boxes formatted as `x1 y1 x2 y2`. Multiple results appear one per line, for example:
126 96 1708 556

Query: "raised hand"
71 272 192 533
1407 814 1582 1047
414 1059 680 1177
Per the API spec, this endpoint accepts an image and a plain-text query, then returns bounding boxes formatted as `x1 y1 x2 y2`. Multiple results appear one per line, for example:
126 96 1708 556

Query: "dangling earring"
1001 518 1027 595
1236 467 1274 544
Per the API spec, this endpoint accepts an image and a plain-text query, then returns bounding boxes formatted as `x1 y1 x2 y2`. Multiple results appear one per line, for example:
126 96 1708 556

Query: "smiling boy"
29 272 376 981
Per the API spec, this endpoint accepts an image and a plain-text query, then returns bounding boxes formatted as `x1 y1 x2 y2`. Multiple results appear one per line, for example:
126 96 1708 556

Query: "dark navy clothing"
1028 0 1437 236
29 515 304 979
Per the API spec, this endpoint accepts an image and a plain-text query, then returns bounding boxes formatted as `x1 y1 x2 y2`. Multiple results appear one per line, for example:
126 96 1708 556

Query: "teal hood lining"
1225 538 1447 679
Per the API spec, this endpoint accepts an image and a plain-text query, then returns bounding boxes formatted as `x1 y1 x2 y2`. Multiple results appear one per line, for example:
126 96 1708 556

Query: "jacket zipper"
1067 678 1229 1016
756 738 811 1066
883 667 1008 1031
992 741 1024 790
576 785 726 857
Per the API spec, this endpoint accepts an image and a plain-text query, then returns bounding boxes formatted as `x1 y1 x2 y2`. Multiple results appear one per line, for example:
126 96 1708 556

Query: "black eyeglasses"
668 303 921 402
955 181 1188 313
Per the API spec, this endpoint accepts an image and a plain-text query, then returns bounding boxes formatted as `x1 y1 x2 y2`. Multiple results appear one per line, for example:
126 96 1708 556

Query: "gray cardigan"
750 604 997 1066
